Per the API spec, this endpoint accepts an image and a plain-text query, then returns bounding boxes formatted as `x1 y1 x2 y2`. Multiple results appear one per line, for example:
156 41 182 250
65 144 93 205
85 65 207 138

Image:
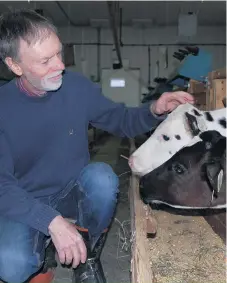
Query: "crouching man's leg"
59 162 119 283
0 216 53 283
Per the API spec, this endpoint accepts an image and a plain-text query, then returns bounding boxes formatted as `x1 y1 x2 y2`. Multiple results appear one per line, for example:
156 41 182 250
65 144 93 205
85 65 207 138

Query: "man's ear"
4 57 22 76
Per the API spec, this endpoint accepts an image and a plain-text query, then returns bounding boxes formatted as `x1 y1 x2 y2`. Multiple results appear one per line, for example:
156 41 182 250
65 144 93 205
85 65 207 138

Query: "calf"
139 130 226 209
129 103 226 176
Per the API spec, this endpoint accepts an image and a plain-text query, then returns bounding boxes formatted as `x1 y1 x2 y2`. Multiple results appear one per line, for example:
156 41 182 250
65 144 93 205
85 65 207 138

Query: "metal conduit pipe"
55 1 78 27
107 1 123 68
97 27 101 82
62 43 225 46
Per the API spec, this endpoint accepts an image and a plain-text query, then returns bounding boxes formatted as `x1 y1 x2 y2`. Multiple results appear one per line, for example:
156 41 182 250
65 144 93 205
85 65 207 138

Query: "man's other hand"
48 215 87 268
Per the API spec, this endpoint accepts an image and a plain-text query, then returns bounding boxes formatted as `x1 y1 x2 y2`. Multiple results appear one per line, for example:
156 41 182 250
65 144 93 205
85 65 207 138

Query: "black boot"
41 240 58 273
72 230 107 283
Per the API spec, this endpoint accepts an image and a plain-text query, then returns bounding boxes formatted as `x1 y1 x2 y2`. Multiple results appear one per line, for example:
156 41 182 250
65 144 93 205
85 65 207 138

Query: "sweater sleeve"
87 82 167 138
0 130 61 236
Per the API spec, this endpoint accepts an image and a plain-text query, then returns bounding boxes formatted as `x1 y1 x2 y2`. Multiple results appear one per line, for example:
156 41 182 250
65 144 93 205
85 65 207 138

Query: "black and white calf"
129 103 226 176
139 130 226 209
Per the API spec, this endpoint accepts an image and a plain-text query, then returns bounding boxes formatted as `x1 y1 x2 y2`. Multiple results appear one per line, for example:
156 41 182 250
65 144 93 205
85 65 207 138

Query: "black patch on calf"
219 118 226 129
193 109 202 116
162 134 170 141
185 112 200 136
205 112 214 122
199 130 223 145
139 130 226 209
175 135 181 140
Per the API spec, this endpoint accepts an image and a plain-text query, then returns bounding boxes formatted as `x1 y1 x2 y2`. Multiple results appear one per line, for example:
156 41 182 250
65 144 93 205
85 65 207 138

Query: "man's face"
10 30 65 92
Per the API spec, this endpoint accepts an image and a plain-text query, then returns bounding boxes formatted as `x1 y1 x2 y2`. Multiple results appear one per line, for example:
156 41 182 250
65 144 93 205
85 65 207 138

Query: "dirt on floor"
148 209 226 283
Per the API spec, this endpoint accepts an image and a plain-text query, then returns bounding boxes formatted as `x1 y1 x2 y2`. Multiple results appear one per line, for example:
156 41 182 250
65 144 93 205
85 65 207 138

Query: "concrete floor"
53 134 132 283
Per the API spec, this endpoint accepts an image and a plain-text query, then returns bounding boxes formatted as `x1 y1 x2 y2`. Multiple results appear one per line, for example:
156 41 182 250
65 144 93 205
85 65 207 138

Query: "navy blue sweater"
0 70 165 235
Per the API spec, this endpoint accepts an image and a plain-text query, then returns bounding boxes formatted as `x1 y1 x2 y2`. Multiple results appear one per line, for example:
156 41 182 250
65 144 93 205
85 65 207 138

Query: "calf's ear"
185 112 200 136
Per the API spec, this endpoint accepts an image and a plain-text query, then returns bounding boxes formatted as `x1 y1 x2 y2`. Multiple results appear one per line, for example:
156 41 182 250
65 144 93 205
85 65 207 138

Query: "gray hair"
0 9 58 62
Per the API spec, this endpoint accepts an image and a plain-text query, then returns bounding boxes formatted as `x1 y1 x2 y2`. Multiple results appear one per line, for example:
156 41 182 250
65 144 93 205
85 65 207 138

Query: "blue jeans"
0 162 119 283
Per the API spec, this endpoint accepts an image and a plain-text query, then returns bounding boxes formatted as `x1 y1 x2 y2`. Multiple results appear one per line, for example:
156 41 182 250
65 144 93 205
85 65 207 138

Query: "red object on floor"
29 271 54 283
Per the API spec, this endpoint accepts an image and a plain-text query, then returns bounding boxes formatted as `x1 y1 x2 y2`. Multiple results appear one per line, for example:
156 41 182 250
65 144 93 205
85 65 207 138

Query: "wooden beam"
130 175 155 283
129 138 157 283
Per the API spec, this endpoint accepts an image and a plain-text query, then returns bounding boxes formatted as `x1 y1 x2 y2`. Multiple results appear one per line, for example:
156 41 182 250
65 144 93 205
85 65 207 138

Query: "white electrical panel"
178 13 197 37
110 78 126 88
101 68 141 107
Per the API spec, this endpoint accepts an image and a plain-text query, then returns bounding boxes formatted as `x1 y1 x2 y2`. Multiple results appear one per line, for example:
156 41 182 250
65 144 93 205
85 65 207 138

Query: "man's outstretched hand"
48 215 87 268
151 91 195 115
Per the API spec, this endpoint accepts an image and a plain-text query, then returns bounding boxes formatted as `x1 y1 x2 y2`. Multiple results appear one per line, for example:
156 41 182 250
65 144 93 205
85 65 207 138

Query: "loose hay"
149 210 226 283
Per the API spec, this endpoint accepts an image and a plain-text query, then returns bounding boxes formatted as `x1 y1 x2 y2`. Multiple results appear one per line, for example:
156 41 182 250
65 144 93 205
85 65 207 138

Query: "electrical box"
178 13 197 37
101 68 141 107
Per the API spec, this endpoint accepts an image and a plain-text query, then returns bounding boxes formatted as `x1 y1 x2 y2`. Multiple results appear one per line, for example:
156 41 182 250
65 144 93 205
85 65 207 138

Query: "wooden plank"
212 79 226 109
209 68 226 80
204 212 226 244
129 138 157 283
206 68 226 110
204 74 227 245
192 92 207 110
188 79 206 94
187 80 207 110
130 175 157 283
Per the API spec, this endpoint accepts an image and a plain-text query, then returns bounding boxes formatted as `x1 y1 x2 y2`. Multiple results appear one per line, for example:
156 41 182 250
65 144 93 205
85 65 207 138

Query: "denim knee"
0 248 41 283
76 162 120 234
79 162 119 201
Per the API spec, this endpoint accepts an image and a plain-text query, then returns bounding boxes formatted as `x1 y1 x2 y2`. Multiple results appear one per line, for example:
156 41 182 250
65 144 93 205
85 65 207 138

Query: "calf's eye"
172 162 186 174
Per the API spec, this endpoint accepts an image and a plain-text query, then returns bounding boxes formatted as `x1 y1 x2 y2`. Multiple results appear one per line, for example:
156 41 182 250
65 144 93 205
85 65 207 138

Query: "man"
0 9 194 283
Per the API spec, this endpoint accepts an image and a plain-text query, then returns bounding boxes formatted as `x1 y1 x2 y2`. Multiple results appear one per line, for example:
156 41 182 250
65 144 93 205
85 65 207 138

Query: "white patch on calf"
129 103 226 176
217 169 224 192
200 108 226 137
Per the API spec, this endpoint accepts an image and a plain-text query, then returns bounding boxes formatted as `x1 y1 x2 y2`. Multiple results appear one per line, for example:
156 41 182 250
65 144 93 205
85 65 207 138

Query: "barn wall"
58 26 226 91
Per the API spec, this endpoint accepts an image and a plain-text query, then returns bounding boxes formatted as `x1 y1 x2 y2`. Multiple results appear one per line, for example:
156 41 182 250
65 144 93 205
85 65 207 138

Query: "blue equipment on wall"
167 46 212 88
141 46 212 104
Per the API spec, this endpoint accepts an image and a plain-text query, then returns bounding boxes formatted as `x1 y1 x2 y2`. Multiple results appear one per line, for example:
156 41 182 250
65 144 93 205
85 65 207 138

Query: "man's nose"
53 56 65 71
57 59 65 71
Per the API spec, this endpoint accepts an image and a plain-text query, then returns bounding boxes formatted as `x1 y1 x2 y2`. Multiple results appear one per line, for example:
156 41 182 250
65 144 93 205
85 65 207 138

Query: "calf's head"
129 103 226 176
139 130 226 209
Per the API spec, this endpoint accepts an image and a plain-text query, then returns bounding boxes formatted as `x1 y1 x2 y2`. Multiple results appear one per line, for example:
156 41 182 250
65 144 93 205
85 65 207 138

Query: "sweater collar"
16 77 47 97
